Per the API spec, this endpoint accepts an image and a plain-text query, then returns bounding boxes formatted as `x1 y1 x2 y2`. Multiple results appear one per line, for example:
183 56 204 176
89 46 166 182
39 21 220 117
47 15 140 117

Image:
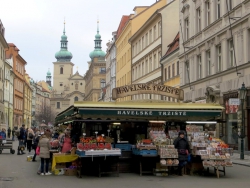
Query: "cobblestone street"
0 141 249 188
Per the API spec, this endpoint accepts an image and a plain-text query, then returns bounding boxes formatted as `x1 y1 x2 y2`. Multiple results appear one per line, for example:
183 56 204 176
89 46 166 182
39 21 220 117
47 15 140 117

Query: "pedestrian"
32 131 42 162
38 133 51 175
0 128 6 139
17 124 26 155
7 127 11 138
174 130 190 176
12 128 15 141
27 128 35 153
24 128 28 150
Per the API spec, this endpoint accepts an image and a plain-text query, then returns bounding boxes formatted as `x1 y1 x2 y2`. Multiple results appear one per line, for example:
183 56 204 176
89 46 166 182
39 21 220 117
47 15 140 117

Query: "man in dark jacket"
17 124 26 155
7 127 11 138
174 130 190 176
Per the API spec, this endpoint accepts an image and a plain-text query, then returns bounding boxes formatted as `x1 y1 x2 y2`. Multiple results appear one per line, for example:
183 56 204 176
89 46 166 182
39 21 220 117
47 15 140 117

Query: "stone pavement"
231 151 250 167
1 141 250 188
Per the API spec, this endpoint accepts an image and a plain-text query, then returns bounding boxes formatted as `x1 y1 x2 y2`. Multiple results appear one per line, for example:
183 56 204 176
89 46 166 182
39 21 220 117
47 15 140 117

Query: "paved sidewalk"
231 153 250 167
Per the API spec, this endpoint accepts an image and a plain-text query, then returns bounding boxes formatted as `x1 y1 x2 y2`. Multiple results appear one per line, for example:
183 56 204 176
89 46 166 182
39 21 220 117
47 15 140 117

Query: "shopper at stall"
174 131 190 176
0 128 6 139
38 134 51 175
32 131 42 162
60 129 72 153
27 128 35 153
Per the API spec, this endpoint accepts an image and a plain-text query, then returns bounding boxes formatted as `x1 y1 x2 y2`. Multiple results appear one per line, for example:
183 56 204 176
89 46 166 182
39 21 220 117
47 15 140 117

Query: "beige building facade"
179 0 250 149
23 73 32 128
130 1 179 100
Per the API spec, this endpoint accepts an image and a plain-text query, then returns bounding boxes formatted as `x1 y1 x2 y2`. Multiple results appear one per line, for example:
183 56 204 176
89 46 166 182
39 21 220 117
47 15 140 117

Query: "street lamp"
238 83 247 160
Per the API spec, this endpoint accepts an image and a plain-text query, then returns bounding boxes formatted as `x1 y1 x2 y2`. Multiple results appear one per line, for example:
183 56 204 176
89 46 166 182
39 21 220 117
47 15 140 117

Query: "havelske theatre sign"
112 83 184 100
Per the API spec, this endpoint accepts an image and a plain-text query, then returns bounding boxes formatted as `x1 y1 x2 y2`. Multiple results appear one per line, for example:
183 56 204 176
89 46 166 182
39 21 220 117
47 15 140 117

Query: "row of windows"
164 61 180 81
117 31 131 54
14 97 23 111
0 68 4 82
117 71 131 87
132 21 161 57
132 51 161 81
184 39 235 84
60 67 105 75
15 79 23 92
117 49 131 72
184 0 233 40
0 46 4 61
16 61 24 75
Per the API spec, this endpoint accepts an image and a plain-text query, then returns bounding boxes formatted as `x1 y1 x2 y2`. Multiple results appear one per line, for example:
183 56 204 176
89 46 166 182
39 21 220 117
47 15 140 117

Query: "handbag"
36 146 40 155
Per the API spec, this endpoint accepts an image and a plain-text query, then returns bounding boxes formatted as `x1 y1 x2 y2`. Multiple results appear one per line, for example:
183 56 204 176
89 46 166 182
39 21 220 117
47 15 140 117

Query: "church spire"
55 21 73 62
89 20 106 60
63 19 66 35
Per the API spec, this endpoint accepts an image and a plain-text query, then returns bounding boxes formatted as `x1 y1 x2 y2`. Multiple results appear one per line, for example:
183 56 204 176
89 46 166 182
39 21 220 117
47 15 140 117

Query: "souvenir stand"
55 101 224 177
186 124 234 178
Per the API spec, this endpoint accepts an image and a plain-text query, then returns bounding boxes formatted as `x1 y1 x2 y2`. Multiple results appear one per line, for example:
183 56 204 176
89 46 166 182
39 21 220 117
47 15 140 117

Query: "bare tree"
35 105 56 125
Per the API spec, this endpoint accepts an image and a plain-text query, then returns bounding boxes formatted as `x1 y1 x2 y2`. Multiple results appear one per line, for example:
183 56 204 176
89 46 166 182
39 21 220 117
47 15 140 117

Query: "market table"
52 154 79 172
76 150 121 178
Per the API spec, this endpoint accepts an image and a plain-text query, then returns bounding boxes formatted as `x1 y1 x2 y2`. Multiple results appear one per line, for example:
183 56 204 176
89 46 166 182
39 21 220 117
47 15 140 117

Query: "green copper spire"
55 21 73 62
89 20 106 59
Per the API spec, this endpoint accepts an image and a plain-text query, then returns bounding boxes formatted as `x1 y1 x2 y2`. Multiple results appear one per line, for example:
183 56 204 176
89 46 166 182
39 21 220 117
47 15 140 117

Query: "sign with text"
225 98 239 114
229 98 240 105
112 83 184 100
79 109 221 118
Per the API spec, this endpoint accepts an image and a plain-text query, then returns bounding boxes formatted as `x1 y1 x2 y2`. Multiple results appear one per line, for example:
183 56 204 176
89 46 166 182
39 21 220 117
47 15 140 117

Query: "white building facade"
179 0 250 149
4 56 14 130
104 32 117 102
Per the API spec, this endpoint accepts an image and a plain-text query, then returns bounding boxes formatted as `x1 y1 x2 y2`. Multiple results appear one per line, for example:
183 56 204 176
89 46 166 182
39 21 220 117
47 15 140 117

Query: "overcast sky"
0 0 157 83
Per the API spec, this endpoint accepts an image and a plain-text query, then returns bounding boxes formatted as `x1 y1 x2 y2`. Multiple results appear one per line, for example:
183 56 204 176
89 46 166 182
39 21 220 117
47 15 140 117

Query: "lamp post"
238 83 247 160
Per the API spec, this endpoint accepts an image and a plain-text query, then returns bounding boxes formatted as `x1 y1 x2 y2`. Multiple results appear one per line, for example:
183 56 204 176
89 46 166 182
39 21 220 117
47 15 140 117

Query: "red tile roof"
116 15 130 38
164 32 179 57
8 43 15 47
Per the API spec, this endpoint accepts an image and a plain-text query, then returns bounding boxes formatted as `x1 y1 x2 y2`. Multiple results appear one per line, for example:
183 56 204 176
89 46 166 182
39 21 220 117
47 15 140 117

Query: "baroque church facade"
50 21 107 115
50 23 85 115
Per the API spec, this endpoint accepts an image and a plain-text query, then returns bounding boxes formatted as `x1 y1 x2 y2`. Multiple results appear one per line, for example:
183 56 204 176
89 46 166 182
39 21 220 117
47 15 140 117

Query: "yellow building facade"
24 73 32 128
115 0 168 101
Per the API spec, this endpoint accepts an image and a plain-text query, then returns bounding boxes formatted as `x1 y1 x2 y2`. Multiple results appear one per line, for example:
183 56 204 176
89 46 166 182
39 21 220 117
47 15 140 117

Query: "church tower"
53 22 74 94
84 21 106 101
46 68 52 86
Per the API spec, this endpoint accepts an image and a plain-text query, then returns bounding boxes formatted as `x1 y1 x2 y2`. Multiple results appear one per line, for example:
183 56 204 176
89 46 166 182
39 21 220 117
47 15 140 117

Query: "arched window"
60 67 63 74
74 96 78 101
100 79 106 88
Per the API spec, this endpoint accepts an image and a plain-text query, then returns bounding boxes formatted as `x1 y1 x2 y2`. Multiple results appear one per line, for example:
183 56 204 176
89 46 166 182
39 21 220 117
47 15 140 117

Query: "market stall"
55 100 226 177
